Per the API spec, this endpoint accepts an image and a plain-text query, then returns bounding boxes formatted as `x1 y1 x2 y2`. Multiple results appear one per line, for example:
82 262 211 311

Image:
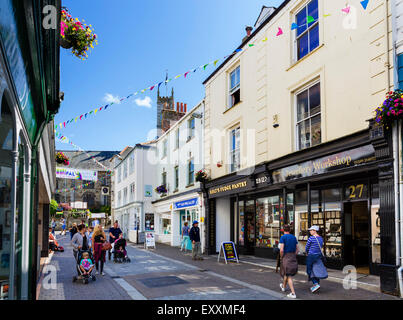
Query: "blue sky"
56 0 285 151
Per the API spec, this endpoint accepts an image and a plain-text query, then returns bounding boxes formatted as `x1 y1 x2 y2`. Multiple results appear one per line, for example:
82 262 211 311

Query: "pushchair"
113 238 131 263
72 249 96 284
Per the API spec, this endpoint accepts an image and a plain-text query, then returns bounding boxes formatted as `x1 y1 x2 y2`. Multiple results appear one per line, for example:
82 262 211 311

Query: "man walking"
108 220 122 260
189 221 203 260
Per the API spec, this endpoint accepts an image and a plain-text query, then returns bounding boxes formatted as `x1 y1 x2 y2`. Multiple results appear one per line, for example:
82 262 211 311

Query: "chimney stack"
246 26 253 37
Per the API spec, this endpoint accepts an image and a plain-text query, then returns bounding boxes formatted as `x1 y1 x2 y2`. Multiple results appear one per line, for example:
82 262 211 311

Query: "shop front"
206 128 398 293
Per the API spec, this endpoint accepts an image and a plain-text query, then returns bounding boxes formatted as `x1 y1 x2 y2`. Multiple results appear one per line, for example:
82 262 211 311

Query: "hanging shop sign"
56 167 98 181
217 241 239 264
145 185 153 197
208 178 250 198
272 145 376 184
174 198 198 209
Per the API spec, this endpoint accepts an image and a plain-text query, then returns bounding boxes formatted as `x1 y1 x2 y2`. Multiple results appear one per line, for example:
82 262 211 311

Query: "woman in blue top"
305 225 325 293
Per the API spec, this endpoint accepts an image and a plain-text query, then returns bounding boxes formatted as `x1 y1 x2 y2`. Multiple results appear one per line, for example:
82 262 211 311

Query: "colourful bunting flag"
214 59 219 66
324 14 331 17
203 64 209 70
249 44 255 47
342 6 350 14
150 86 155 91
360 0 369 10
307 16 315 24
276 27 283 36
291 22 298 30
262 37 268 42
184 71 190 78
175 74 181 79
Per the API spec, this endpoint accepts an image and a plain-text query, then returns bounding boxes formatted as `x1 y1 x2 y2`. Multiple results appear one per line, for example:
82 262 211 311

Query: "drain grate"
138 276 188 288
110 276 121 279
199 269 209 272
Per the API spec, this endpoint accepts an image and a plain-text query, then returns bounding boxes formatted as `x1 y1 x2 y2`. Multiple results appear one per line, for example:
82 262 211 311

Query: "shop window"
256 196 281 248
295 0 319 61
295 189 308 252
286 193 295 231
161 217 171 234
296 82 321 150
188 159 194 185
229 127 240 173
228 66 240 109
174 166 179 190
0 95 13 300
322 188 342 259
188 118 195 140
238 201 245 246
371 183 381 264
123 187 128 205
145 213 154 231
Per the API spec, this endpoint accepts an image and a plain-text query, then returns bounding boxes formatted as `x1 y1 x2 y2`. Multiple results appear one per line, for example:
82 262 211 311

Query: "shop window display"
256 196 280 248
161 218 171 234
371 184 381 264
322 188 342 259
238 201 245 246
145 213 154 231
295 190 308 252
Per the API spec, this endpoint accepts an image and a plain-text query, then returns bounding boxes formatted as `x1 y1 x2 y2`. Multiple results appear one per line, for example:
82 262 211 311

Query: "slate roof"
56 150 119 170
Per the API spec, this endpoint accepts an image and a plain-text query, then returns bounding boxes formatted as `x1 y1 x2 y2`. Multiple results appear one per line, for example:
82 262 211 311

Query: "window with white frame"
162 169 167 186
188 118 195 140
295 0 319 61
123 187 128 205
229 66 240 108
188 159 194 185
230 127 241 173
123 161 128 180
296 82 321 150
117 166 122 183
174 166 179 190
117 190 122 207
175 129 180 149
162 140 167 158
129 153 134 174
130 183 135 201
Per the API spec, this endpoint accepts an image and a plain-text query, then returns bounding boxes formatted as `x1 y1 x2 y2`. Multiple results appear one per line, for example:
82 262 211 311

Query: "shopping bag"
312 258 328 279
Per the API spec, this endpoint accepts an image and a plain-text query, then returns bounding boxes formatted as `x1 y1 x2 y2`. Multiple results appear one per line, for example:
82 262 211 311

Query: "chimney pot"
184 104 187 113
246 26 253 37
180 103 183 113
177 102 179 112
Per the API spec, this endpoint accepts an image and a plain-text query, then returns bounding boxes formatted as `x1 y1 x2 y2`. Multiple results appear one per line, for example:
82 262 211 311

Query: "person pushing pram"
113 233 131 263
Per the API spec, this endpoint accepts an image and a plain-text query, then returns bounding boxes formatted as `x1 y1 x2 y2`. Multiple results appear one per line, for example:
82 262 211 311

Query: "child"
79 252 94 275
114 234 127 260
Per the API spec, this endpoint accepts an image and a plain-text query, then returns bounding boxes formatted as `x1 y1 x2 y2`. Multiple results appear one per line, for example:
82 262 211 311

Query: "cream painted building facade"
203 0 400 295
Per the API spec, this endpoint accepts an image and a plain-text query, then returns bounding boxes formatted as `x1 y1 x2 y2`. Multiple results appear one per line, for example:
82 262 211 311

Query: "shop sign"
161 213 171 219
145 185 153 197
217 241 239 264
272 145 376 184
174 198 198 209
208 179 249 198
56 167 98 181
145 232 156 249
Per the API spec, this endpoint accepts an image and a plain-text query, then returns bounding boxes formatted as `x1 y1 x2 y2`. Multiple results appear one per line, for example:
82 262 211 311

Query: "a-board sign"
145 232 156 249
217 241 239 264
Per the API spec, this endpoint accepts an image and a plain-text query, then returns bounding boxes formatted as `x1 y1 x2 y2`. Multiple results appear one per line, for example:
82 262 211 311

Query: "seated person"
114 234 127 258
49 227 60 252
79 252 94 275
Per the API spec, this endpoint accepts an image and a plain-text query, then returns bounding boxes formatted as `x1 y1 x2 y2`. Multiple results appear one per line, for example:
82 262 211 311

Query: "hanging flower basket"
155 185 167 194
55 152 69 165
195 170 209 183
374 89 403 129
60 8 98 60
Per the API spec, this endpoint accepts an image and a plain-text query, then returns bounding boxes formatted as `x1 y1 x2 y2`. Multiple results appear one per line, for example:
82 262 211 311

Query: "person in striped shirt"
305 225 324 293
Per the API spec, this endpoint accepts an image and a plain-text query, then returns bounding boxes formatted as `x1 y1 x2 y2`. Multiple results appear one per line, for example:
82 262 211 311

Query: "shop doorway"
244 200 255 255
344 201 370 274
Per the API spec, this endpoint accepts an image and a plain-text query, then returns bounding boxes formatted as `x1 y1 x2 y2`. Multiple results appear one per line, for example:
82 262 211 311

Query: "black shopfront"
205 126 399 295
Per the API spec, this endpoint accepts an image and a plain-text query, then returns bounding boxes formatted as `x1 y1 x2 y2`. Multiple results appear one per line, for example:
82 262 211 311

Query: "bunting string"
56 1 370 131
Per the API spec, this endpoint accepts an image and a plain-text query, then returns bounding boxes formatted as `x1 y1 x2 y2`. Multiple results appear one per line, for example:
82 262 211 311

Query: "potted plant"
374 89 403 129
155 185 167 195
55 152 69 165
60 8 98 60
195 170 209 183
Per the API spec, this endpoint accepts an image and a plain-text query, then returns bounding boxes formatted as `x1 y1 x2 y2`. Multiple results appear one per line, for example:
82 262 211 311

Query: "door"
344 201 370 274
244 200 255 255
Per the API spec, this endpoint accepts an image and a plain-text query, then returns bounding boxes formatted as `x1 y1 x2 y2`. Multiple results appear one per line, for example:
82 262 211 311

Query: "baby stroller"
72 249 96 284
113 238 131 263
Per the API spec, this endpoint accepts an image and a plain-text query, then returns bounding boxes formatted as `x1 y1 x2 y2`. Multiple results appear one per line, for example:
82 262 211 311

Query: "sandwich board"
144 232 156 249
217 241 239 264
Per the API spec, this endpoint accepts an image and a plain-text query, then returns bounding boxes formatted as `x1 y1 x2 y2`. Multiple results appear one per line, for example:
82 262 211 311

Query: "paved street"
38 233 399 300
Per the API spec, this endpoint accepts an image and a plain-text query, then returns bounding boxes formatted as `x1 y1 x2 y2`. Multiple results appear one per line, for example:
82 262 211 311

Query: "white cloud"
135 96 152 108
103 93 121 104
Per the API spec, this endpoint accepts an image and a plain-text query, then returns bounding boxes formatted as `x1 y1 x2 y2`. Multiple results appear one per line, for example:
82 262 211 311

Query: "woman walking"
71 225 89 260
180 222 190 252
61 218 66 236
92 224 107 276
305 225 327 293
70 223 78 240
279 225 298 298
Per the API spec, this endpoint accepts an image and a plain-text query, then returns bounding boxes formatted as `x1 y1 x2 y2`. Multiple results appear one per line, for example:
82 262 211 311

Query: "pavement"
38 233 400 300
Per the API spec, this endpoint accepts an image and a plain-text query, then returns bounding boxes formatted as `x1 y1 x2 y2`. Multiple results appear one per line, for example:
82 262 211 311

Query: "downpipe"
398 120 403 298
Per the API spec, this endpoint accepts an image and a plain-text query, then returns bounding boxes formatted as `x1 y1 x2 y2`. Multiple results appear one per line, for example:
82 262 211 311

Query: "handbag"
102 242 112 251
314 235 327 264
312 258 328 279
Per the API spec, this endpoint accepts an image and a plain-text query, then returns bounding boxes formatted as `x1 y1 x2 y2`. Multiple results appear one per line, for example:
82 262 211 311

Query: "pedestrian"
279 225 298 299
51 218 56 235
180 221 190 252
71 224 89 260
92 224 107 276
108 221 122 261
61 218 66 236
87 226 94 250
70 223 78 240
305 225 327 293
189 220 203 260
